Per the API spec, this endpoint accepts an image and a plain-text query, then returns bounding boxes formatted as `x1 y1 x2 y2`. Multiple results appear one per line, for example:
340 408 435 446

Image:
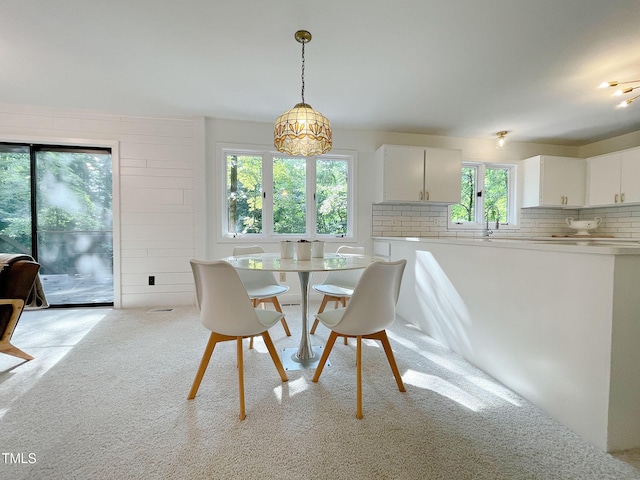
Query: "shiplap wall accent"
0 104 206 308
372 203 640 239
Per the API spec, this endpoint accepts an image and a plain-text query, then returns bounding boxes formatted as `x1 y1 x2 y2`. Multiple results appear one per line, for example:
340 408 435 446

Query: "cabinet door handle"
615 193 619 203
425 191 430 201
419 191 423 201
621 192 625 203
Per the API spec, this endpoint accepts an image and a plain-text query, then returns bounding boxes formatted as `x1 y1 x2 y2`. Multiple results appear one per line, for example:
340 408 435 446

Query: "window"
222 147 354 240
450 162 515 228
0 142 113 306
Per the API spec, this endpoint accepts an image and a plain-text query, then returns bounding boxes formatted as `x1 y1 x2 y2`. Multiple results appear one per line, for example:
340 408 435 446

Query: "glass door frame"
0 140 121 308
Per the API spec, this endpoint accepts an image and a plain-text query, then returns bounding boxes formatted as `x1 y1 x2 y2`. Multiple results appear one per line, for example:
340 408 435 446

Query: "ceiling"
2 0 640 146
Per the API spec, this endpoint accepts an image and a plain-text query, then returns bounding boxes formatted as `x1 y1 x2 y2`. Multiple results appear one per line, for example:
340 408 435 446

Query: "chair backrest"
0 260 40 337
232 245 280 290
190 260 265 337
322 245 365 288
334 260 407 336
336 245 365 255
0 260 40 301
233 245 265 256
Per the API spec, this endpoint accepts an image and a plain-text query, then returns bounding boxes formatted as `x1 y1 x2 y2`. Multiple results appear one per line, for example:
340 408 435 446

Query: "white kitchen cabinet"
588 147 640 206
377 144 461 203
521 155 586 207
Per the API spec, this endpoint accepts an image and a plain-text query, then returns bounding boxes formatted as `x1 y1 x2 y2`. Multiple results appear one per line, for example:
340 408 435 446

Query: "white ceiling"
2 0 640 146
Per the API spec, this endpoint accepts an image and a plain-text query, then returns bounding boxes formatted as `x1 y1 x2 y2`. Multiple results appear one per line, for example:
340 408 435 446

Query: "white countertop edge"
372 236 640 255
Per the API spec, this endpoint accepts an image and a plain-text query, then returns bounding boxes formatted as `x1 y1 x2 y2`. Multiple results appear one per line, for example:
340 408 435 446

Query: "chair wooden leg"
261 331 288 382
310 318 320 335
340 297 348 344
249 299 258 349
0 300 33 361
270 297 291 336
311 296 331 334
312 331 339 382
356 335 363 419
368 330 406 392
0 342 34 361
188 332 219 400
237 337 245 420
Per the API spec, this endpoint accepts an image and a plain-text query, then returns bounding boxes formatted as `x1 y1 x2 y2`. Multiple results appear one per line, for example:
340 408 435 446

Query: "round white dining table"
222 252 377 370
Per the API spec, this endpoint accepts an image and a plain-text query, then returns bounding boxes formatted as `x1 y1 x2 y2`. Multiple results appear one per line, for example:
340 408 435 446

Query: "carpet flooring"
0 305 638 479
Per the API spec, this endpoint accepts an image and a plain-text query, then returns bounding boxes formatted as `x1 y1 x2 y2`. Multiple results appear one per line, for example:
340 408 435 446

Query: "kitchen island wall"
377 236 640 453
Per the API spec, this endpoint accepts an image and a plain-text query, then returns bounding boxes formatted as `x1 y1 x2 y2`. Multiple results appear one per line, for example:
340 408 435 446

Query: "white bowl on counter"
566 217 601 236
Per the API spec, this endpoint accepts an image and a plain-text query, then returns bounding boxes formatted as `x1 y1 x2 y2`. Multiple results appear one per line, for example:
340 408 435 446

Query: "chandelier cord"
300 39 306 104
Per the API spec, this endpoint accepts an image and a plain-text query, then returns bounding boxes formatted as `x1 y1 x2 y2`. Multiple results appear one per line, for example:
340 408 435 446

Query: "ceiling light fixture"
495 130 509 150
274 30 332 156
598 79 640 108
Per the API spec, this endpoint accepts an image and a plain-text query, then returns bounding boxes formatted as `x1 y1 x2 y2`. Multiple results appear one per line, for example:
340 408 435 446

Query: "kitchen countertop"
373 236 640 255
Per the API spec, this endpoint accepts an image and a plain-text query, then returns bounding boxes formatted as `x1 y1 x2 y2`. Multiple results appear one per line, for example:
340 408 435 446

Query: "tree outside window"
224 149 353 239
451 162 513 226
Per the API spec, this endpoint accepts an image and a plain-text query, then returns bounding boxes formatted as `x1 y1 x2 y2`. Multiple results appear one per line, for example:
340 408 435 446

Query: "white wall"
2 102 639 307
0 104 205 308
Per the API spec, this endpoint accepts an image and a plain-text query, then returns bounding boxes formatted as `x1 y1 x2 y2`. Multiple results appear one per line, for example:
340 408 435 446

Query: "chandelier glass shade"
495 130 509 150
274 102 332 156
274 30 332 156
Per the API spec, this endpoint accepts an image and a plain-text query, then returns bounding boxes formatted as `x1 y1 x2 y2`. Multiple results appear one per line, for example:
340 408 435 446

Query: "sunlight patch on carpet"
402 369 486 411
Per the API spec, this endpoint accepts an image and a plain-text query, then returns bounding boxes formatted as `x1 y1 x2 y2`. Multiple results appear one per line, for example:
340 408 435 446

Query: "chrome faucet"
483 216 493 237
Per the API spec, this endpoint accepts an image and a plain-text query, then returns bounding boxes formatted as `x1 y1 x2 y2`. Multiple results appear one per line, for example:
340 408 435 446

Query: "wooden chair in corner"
0 259 41 361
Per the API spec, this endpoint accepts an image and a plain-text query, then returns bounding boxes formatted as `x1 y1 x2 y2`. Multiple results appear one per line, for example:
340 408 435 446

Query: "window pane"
0 145 32 254
36 149 113 304
316 159 348 235
227 154 263 234
485 167 509 223
273 157 306 234
451 166 476 222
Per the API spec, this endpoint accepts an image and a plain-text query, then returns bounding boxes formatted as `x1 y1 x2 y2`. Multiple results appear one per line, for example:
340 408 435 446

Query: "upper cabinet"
521 155 586 208
377 144 462 203
588 147 640 206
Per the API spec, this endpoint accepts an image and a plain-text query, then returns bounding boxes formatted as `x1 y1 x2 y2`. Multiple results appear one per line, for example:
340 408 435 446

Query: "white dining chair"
310 245 365 342
232 245 291 347
312 259 407 419
187 260 288 420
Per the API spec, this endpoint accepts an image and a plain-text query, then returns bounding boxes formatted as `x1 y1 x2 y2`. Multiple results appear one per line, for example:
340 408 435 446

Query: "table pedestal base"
281 345 331 371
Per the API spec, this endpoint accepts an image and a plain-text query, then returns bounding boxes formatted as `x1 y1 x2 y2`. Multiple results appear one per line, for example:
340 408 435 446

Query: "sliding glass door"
0 143 113 306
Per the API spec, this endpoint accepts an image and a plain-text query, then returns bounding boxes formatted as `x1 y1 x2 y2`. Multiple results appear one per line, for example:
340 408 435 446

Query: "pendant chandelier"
274 30 332 156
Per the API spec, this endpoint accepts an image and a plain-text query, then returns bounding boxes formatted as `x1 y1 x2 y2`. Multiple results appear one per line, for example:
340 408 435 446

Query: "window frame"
448 161 518 230
218 144 356 243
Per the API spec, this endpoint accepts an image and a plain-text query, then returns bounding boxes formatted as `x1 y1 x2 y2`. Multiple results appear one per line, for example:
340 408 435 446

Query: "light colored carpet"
1 305 638 480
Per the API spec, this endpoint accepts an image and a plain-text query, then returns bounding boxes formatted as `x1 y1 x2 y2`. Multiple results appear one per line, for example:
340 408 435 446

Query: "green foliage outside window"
273 157 306 234
484 168 509 223
227 155 263 234
316 159 348 235
451 165 509 224
0 148 31 252
451 166 476 222
226 153 350 237
0 148 112 255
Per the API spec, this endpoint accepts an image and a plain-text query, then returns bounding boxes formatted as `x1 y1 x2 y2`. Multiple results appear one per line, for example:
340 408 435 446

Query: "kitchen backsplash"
372 203 640 239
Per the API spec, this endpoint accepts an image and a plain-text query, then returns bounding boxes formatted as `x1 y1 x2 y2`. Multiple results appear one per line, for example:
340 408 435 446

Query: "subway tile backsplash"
372 203 640 239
